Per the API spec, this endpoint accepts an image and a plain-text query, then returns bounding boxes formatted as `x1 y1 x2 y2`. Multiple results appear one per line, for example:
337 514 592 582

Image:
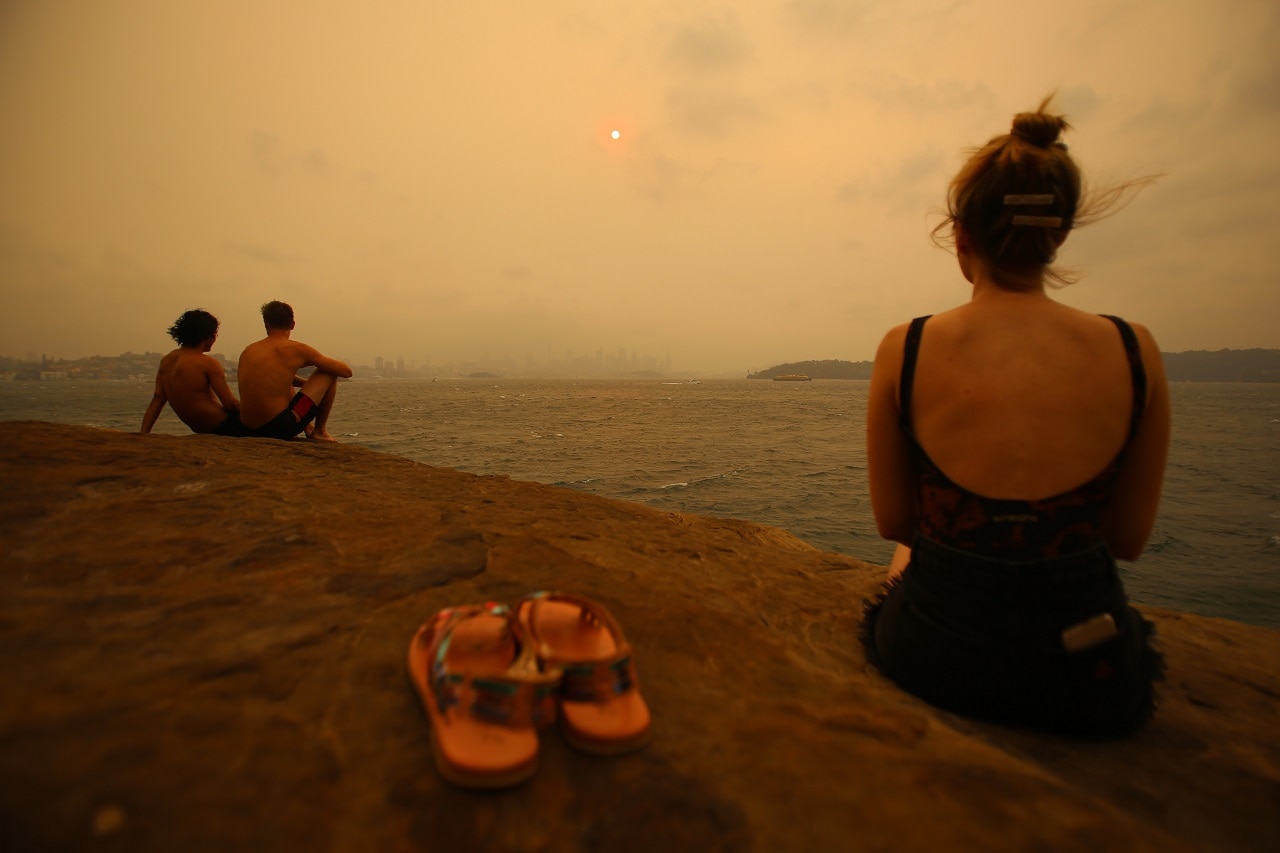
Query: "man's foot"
308 429 338 442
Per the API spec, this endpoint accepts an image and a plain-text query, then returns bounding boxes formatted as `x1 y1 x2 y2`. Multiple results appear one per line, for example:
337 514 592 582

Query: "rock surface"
1 421 1277 851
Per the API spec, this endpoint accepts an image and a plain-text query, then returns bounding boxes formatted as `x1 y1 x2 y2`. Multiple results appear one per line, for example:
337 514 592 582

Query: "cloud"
1216 33 1280 118
860 77 995 116
1054 84 1100 123
250 134 333 179
783 0 870 37
631 153 692 202
232 243 296 264
836 149 947 213
664 11 753 73
1114 96 1211 145
664 88 765 136
0 224 79 270
250 131 282 175
102 248 137 270
627 149 759 204
302 148 329 175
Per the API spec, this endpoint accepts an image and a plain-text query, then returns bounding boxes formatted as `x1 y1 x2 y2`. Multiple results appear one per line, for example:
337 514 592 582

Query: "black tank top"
900 315 1147 559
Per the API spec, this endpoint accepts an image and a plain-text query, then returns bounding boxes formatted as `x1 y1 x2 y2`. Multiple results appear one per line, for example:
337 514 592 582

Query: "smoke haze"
2 1 1277 374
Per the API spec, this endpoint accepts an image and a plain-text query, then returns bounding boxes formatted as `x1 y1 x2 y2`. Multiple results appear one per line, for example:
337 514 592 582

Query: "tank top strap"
898 315 931 436
1100 315 1147 441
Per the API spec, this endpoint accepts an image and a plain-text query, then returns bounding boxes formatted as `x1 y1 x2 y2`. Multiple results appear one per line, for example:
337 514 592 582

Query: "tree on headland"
746 360 874 380
749 350 1280 382
1160 349 1280 383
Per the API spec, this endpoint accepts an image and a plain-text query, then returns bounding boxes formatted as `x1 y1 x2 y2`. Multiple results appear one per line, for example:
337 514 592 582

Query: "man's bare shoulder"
239 337 286 366
239 337 316 378
197 352 227 375
156 349 182 374
276 338 335 369
171 348 217 368
281 338 321 358
239 338 273 357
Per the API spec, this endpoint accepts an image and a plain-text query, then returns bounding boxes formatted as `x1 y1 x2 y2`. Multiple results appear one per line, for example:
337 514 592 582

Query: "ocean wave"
1142 534 1179 553
659 468 744 491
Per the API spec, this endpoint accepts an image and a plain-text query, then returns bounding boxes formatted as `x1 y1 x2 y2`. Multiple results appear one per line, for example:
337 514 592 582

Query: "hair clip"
1011 215 1063 227
1004 194 1054 205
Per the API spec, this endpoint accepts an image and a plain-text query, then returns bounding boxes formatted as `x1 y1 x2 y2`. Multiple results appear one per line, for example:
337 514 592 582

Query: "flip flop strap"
434 670 560 727
525 591 629 643
429 604 560 728
520 592 640 703
560 650 640 703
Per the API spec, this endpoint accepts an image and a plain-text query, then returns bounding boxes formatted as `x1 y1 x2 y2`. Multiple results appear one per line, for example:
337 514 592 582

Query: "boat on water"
772 374 811 382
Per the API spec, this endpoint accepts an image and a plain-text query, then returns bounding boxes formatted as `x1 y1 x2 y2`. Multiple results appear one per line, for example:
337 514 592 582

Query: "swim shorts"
211 411 251 437
250 392 319 440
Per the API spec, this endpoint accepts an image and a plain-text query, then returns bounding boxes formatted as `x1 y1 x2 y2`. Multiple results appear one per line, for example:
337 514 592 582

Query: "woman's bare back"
907 298 1137 501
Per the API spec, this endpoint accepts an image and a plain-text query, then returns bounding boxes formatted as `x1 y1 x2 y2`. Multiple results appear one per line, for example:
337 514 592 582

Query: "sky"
1 0 1277 375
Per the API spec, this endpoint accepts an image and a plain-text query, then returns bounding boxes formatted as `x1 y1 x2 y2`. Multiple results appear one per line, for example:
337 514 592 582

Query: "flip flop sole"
519 596 652 754
559 711 652 755
407 617 541 789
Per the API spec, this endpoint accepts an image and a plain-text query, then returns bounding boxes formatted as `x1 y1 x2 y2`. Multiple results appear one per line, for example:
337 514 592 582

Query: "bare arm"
205 360 240 413
299 343 353 378
1102 323 1171 560
140 379 167 434
888 542 913 581
867 324 917 546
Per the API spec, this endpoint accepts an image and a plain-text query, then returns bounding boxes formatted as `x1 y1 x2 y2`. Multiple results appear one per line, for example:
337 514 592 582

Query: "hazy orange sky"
2 1 1277 374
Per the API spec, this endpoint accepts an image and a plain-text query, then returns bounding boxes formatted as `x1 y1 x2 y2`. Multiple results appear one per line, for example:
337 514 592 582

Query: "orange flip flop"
407 603 560 789
517 592 651 755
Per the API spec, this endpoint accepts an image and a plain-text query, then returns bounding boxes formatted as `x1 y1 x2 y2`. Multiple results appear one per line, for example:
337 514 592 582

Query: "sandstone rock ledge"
1 422 1277 852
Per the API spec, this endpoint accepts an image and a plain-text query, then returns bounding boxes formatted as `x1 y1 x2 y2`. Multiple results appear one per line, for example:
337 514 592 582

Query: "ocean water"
2 378 1277 629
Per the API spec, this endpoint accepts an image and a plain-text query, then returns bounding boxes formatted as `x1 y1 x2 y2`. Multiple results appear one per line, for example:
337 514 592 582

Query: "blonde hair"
932 95 1158 289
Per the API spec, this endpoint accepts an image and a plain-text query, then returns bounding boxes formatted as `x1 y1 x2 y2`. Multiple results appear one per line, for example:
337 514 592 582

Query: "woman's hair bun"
1010 109 1067 147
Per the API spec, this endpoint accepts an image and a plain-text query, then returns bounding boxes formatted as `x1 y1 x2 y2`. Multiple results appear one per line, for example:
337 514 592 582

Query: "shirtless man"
141 309 247 436
237 301 352 441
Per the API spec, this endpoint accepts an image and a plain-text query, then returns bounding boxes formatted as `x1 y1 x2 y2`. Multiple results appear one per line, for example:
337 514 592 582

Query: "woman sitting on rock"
863 97 1169 736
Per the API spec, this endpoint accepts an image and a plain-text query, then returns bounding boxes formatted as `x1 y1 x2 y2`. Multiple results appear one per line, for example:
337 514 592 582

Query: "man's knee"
300 371 339 405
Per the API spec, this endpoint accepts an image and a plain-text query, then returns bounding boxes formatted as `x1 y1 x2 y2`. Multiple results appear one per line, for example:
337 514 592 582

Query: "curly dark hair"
261 300 294 330
167 309 219 347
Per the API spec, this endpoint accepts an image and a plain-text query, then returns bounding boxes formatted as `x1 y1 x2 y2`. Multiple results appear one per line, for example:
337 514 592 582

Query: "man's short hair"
261 300 294 330
167 309 219 347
